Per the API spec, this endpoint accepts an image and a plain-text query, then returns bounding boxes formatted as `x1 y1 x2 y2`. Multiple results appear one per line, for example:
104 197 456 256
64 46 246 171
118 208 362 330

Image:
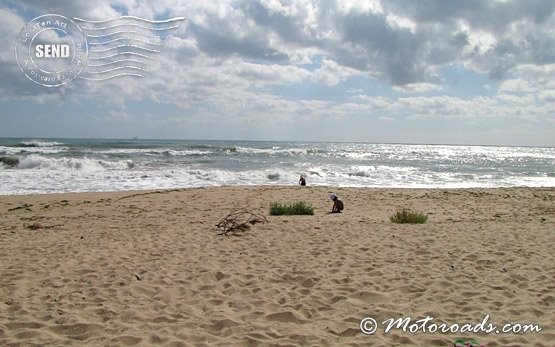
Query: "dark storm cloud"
380 0 555 79
335 11 426 85
240 0 324 46
190 23 289 62
241 1 304 43
383 0 555 30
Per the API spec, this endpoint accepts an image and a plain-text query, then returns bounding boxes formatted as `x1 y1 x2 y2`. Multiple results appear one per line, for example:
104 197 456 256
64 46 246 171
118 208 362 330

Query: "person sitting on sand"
330 194 344 213
299 175 306 186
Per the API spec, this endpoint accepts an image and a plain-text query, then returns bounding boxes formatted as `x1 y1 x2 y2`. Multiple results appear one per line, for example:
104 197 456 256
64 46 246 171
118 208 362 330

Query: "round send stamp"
15 14 88 87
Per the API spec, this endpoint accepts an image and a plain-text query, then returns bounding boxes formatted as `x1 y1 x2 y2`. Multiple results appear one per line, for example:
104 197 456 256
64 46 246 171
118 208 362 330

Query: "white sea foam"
19 140 64 147
95 148 210 156
1 164 553 195
0 145 69 155
235 146 307 156
16 155 134 171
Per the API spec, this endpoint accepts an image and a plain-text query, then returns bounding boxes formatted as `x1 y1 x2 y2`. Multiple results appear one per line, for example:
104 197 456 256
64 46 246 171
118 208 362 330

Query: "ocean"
0 138 554 195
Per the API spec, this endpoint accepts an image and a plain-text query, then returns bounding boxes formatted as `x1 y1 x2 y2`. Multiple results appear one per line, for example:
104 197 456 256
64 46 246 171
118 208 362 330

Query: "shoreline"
1 186 553 346
2 184 554 198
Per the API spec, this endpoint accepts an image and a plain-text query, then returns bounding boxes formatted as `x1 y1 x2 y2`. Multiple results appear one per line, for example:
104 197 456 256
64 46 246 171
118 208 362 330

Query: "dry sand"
0 186 553 346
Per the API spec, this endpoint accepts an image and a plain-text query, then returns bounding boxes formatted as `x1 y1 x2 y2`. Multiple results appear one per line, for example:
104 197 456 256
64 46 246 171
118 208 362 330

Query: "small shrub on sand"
390 209 428 224
270 201 314 215
216 208 268 236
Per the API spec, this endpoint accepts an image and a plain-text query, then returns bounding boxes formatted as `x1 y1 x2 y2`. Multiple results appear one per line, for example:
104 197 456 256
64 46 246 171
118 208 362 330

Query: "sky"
0 0 554 146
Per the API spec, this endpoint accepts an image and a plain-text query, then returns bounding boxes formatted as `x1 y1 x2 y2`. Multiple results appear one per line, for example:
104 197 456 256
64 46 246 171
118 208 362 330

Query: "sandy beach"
0 186 553 346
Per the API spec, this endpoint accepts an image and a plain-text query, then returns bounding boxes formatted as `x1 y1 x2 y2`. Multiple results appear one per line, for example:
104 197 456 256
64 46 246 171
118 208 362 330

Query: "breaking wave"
16 155 134 171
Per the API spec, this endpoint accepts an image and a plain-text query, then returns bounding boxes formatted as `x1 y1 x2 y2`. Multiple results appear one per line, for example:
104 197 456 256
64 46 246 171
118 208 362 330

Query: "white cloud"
233 62 311 86
497 93 535 105
311 59 358 85
499 79 537 93
393 83 443 94
338 0 383 14
378 116 395 121
350 95 392 110
386 13 416 33
539 90 555 103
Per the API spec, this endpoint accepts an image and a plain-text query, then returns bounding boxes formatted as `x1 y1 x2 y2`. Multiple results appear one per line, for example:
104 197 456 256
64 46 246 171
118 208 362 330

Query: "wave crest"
16 155 134 171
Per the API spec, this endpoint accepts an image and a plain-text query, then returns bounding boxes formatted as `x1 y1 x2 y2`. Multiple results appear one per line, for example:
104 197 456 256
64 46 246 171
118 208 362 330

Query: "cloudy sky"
1 0 554 146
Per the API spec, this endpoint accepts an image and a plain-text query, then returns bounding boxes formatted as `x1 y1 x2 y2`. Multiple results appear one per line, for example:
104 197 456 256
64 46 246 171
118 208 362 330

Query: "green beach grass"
390 209 428 224
270 201 314 215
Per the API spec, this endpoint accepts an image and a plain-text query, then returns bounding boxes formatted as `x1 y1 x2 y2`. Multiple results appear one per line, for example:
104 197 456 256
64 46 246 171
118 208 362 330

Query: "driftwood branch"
216 208 268 236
